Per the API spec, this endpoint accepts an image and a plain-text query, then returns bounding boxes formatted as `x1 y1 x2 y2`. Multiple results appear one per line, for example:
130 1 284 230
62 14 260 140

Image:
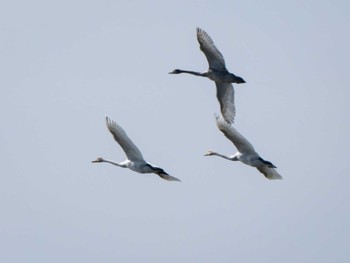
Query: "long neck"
102 159 127 168
177 69 206 77
209 152 236 161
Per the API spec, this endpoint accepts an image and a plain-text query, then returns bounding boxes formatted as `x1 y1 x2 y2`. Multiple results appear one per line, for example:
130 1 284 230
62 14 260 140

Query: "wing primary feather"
196 27 226 70
215 82 235 124
257 166 282 180
105 116 145 161
215 114 256 154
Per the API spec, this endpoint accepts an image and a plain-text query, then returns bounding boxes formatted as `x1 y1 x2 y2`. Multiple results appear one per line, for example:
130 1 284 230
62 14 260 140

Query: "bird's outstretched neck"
169 69 206 77
204 151 235 161
91 158 127 168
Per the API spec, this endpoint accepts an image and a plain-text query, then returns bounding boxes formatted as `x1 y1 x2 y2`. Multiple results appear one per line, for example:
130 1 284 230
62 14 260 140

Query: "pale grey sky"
1 0 349 262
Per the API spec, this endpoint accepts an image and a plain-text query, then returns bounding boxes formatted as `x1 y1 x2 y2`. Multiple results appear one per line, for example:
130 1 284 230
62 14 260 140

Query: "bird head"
204 151 215 156
92 157 105 163
169 69 182 74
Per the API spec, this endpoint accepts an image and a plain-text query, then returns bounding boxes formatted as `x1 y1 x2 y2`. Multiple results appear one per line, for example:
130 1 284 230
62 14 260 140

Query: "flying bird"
169 28 245 123
92 116 181 182
205 114 282 180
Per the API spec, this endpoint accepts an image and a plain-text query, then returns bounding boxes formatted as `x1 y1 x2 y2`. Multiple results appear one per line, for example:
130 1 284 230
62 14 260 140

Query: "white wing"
257 166 282 180
216 82 235 124
105 116 145 162
215 114 256 154
196 28 226 70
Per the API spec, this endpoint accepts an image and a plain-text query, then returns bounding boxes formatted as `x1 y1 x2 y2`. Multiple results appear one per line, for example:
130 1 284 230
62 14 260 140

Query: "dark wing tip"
105 115 113 126
105 116 114 130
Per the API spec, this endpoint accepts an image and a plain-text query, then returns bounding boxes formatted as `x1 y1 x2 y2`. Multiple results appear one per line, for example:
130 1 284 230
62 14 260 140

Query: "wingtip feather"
258 166 283 180
105 115 111 124
159 173 182 182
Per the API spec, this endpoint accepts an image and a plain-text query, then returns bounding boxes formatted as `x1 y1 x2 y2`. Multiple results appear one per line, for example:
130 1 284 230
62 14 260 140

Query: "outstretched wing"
105 116 144 162
257 166 282 180
215 114 256 154
196 28 226 70
216 82 235 124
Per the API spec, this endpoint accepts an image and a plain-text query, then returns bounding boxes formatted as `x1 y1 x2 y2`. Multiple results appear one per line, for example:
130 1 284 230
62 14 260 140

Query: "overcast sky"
1 0 349 262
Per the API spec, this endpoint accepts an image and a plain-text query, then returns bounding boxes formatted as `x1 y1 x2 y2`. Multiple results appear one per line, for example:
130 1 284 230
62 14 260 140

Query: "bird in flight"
170 28 245 123
205 114 282 180
92 116 181 182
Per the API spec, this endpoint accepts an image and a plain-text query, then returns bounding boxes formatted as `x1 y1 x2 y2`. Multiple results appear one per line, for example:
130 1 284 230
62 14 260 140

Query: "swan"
169 28 245 123
92 116 181 182
205 114 282 180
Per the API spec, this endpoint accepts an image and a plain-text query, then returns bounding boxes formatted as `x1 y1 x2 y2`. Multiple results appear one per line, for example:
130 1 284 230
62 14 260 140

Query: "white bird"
169 27 245 123
92 116 181 182
205 114 282 180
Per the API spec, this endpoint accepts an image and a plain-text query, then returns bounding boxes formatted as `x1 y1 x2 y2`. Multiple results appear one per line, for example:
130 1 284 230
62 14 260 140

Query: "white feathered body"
92 116 181 182
207 114 282 180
